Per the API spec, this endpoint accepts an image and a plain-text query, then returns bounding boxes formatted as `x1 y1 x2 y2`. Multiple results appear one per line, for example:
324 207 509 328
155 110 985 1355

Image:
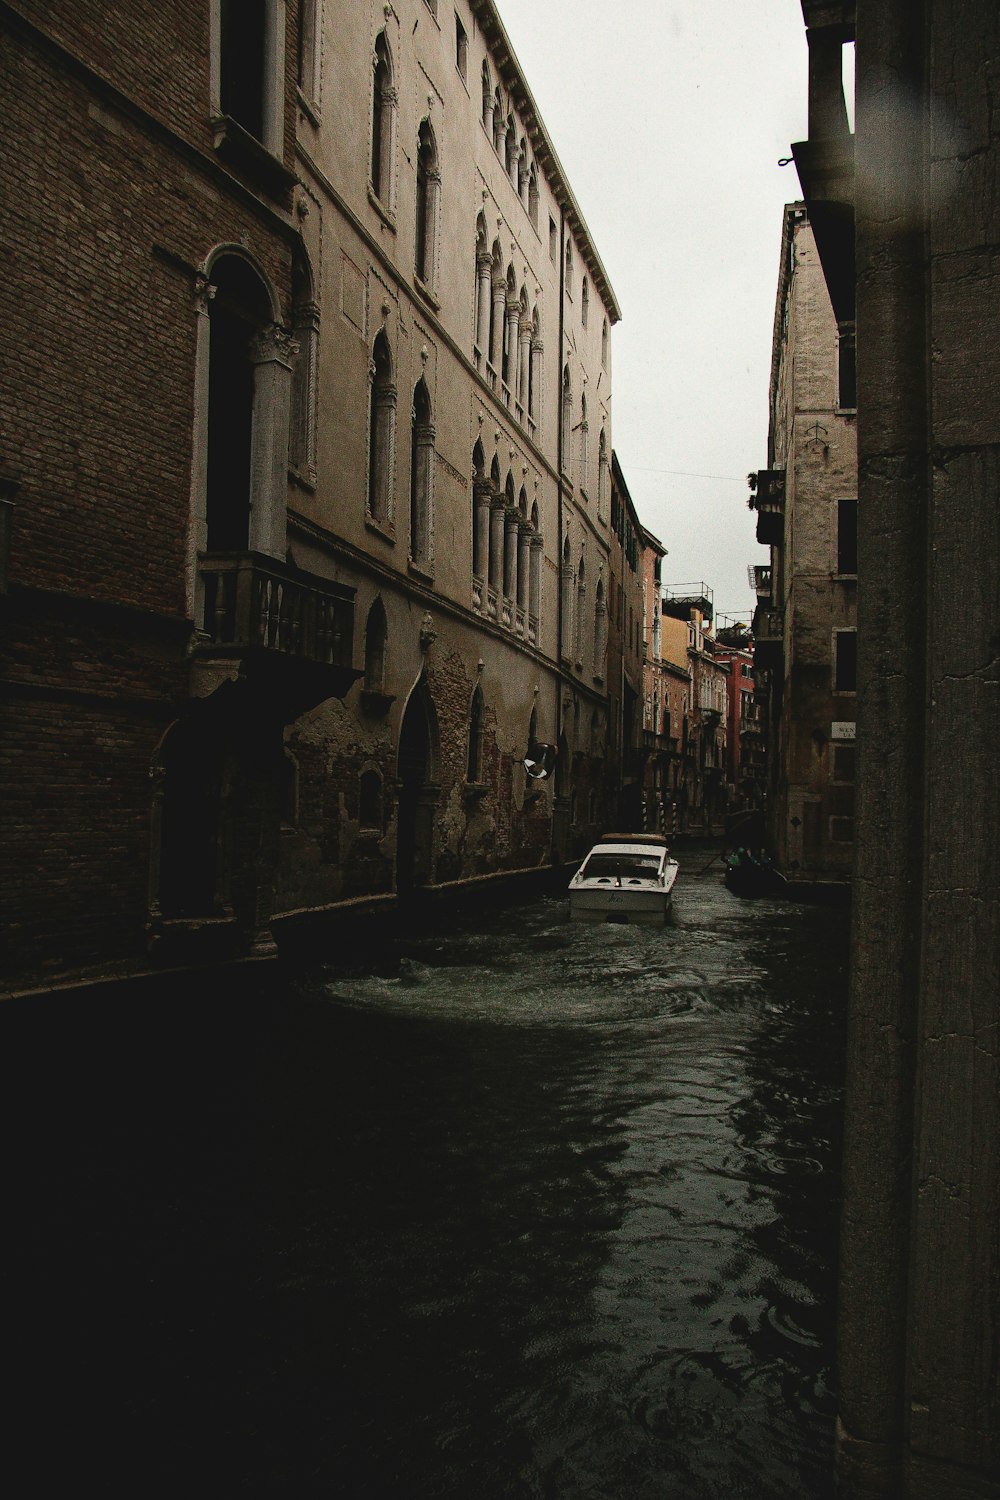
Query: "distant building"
751 203 858 885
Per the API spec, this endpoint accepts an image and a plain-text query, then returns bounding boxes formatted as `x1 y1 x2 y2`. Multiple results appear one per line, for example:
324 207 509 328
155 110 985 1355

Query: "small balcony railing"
753 564 772 599
198 551 354 668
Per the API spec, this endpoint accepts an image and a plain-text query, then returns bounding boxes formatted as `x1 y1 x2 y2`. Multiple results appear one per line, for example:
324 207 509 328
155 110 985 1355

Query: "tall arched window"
474 214 490 362
564 240 573 297
493 88 504 152
597 427 609 523
517 138 528 199
594 577 607 677
503 264 518 390
561 536 574 663
289 246 318 484
561 365 572 474
364 596 387 690
505 116 517 178
410 378 434 569
601 316 609 368
579 392 589 492
575 556 587 663
368 330 395 525
528 306 541 423
203 253 289 569
528 164 539 230
467 684 485 783
415 120 439 288
371 32 395 206
581 277 589 328
481 60 493 131
488 240 504 377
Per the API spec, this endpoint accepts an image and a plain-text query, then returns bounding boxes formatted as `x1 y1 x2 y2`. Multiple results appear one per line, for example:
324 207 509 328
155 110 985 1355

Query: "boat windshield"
581 852 663 881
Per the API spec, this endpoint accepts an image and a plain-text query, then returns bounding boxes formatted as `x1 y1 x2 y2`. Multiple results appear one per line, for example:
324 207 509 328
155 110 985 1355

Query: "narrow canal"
4 844 848 1497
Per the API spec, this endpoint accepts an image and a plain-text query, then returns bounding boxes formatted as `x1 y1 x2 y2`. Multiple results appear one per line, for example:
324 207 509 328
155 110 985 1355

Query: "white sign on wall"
831 721 857 741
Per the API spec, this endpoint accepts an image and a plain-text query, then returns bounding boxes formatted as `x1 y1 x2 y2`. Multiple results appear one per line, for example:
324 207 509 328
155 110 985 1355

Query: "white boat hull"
567 838 679 925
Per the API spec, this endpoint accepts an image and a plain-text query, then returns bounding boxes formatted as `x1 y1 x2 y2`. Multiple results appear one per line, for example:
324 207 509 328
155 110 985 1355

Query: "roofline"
610 450 644 537
769 202 807 430
470 0 622 324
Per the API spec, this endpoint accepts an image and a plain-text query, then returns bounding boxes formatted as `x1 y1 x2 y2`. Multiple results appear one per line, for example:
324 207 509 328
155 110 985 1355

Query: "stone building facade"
752 203 857 885
0 0 621 990
607 453 645 829
792 2 1000 1495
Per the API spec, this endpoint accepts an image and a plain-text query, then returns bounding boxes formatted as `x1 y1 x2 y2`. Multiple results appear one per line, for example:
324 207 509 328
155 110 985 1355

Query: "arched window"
597 427 609 523
474 213 490 362
289 247 318 483
529 499 542 633
561 365 572 473
594 577 607 677
481 60 493 131
505 116 517 178
517 139 528 199
488 240 504 375
493 88 504 152
528 306 541 423
581 277 589 328
564 240 573 297
575 555 587 663
528 164 539 231
561 536 574 663
368 330 395 525
371 32 395 206
364 596 387 690
410 378 434 569
601 316 609 369
579 392 589 492
203 253 289 577
471 439 488 587
359 769 383 830
503 264 518 390
467 684 485 783
415 119 439 287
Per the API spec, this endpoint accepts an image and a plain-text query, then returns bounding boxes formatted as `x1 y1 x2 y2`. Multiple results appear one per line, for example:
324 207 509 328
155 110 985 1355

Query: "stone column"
503 508 518 600
529 533 543 626
475 252 492 357
517 523 531 612
504 301 520 391
518 318 531 411
488 493 505 594
248 324 297 559
529 339 543 423
489 277 505 373
472 476 491 582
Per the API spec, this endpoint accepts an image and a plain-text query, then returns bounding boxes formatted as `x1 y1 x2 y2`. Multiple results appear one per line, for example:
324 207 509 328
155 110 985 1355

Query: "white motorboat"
568 833 679 924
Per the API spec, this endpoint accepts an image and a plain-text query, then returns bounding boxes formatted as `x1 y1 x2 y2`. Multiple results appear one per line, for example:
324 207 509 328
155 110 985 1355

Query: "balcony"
752 605 785 672
753 564 772 600
752 471 785 547
197 551 360 715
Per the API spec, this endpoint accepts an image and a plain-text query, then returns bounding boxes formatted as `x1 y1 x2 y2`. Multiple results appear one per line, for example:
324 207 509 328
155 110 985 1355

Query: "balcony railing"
753 564 772 598
198 551 354 668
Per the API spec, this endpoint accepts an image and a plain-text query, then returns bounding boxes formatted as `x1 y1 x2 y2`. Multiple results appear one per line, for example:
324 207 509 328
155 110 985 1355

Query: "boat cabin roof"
595 832 669 848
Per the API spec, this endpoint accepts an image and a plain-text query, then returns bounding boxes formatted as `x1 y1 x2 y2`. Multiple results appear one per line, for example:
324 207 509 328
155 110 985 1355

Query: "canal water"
4 844 848 1496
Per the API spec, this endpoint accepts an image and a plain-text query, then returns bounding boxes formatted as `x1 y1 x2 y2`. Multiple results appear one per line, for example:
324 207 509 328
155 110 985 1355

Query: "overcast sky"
493 0 810 624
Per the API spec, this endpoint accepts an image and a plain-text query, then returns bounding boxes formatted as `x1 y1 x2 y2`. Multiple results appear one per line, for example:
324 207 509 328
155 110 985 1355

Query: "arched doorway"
396 678 439 893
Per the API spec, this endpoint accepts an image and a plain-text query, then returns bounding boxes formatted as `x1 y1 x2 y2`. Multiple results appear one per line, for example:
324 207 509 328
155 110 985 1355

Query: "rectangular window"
549 217 557 263
835 629 857 692
831 744 856 783
837 497 858 575
455 14 468 79
838 323 857 410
